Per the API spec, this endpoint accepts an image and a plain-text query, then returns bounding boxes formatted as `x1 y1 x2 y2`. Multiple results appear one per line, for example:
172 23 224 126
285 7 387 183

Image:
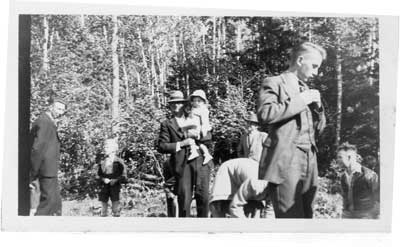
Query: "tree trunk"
42 15 49 75
236 20 242 53
103 24 108 43
212 16 217 74
138 30 151 89
120 39 129 103
335 51 343 147
150 47 158 100
308 18 313 42
49 27 54 51
221 17 226 47
111 15 120 137
80 14 85 27
368 21 377 86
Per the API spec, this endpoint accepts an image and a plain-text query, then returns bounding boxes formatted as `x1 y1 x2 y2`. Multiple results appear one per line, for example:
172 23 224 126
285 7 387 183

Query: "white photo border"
2 0 398 232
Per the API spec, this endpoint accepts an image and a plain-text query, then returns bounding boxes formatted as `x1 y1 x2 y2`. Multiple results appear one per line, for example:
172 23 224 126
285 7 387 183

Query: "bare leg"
112 201 120 217
101 202 108 217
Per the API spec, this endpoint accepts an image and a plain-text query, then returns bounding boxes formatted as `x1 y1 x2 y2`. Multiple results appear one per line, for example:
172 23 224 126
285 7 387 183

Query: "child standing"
97 138 126 217
183 89 213 164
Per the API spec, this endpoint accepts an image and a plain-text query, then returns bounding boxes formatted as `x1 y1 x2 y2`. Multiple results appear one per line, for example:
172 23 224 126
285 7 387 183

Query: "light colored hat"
244 112 259 124
189 89 207 103
167 91 187 103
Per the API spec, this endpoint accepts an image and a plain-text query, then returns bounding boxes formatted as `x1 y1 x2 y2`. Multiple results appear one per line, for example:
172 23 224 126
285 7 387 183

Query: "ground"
62 177 343 218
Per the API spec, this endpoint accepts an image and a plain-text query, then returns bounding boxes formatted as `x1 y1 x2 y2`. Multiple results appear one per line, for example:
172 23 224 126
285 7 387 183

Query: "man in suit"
30 97 66 216
257 42 327 218
157 91 210 217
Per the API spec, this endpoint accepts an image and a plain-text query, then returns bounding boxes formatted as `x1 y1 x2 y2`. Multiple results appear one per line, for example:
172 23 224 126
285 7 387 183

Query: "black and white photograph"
2 0 398 233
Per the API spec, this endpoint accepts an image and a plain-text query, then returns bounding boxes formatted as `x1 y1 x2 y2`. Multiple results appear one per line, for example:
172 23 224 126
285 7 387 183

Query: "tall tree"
111 15 120 137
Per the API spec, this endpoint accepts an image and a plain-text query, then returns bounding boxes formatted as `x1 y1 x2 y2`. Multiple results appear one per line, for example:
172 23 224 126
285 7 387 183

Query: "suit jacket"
30 113 60 181
257 71 326 184
97 157 127 184
157 117 194 177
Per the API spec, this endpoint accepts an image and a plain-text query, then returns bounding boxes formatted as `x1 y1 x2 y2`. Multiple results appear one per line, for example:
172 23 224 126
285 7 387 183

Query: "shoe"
188 150 199 160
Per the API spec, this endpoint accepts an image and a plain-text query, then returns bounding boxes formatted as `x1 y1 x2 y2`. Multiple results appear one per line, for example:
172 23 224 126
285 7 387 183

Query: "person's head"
244 112 259 133
336 142 358 170
48 97 66 119
189 90 207 108
104 138 118 156
289 42 326 82
167 91 187 116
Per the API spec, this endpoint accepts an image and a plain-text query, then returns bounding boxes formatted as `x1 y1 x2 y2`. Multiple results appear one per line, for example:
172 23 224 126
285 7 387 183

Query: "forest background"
29 15 379 217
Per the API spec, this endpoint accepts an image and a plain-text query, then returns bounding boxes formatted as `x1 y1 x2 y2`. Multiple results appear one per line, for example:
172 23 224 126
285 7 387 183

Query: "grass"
63 177 343 218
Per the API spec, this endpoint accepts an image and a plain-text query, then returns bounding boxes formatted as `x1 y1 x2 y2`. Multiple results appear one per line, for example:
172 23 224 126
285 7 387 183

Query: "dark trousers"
36 177 62 216
166 197 178 217
177 157 210 217
269 148 318 218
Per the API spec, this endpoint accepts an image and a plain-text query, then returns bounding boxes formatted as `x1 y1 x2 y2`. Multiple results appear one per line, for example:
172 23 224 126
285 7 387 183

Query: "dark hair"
289 42 327 66
337 142 358 153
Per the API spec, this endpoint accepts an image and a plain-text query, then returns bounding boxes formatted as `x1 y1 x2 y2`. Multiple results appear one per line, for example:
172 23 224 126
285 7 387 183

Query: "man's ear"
296 56 304 66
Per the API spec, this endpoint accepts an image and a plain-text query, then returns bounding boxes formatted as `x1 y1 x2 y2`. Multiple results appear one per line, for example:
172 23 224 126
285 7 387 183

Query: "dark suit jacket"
30 113 60 181
157 117 205 177
257 71 326 184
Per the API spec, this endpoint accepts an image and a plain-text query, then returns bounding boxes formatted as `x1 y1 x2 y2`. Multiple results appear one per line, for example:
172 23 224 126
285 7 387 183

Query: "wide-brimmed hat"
244 112 259 124
167 91 187 103
189 89 207 103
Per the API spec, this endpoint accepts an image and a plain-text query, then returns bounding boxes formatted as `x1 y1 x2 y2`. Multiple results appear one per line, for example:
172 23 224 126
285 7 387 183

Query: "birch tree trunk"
335 49 343 147
150 47 158 99
138 30 151 89
103 24 108 43
236 20 242 53
42 16 49 75
80 14 85 27
111 15 120 137
212 16 217 74
120 39 130 103
368 21 377 86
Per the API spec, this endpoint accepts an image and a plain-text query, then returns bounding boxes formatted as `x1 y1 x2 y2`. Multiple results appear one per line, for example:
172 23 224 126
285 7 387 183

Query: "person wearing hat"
183 89 213 164
237 112 268 163
157 90 210 217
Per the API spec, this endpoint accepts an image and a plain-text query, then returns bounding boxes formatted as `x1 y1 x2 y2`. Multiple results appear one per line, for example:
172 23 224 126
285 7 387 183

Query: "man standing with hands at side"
257 42 327 218
30 97 66 216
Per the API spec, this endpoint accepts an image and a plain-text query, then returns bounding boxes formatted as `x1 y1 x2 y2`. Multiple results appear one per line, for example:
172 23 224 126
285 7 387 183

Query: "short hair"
337 142 358 153
289 42 327 65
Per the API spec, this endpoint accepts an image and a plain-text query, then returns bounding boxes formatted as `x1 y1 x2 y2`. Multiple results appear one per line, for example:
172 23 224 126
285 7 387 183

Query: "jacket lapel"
280 71 300 98
169 117 185 139
43 113 61 142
